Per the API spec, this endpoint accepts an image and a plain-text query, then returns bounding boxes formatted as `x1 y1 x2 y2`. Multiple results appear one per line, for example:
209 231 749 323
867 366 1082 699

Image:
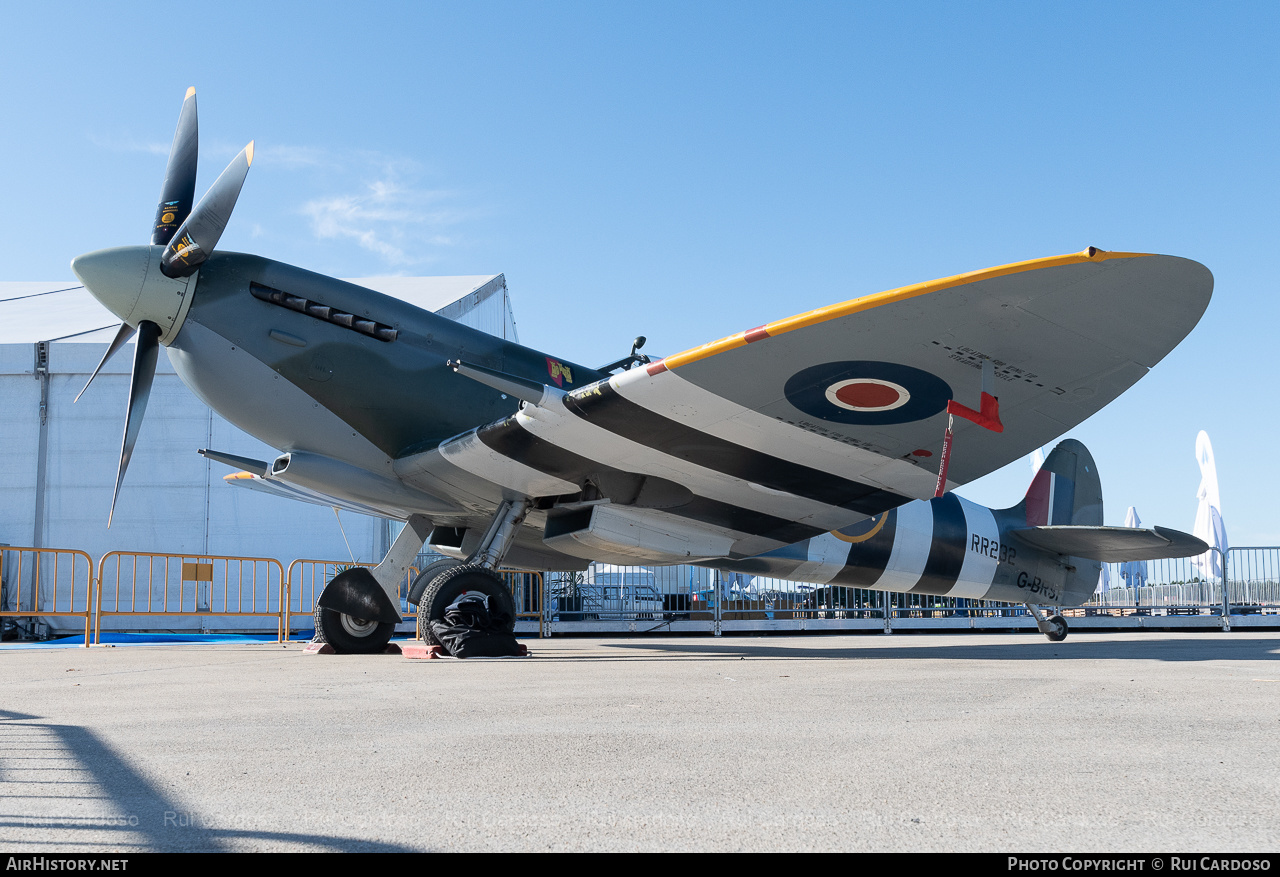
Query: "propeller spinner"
71 88 254 525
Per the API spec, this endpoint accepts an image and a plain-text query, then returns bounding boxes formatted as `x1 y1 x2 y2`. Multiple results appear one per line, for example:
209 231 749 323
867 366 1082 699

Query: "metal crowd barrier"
95 552 286 643
7 546 1280 644
506 571 544 624
0 546 95 646
544 567 893 633
1084 548 1280 621
538 553 1275 634
1223 547 1280 614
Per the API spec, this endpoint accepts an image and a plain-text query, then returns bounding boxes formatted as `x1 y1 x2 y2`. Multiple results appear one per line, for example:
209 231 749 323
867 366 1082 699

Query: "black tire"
313 594 395 655
416 564 516 645
408 558 460 607
1045 614 1068 642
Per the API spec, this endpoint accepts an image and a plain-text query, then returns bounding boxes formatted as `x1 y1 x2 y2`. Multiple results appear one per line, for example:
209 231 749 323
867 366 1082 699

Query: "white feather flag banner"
1191 431 1228 580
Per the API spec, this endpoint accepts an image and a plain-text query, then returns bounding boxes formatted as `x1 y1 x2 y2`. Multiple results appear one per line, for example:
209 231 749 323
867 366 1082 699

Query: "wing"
622 248 1212 489
1010 525 1209 562
403 248 1212 562
223 471 405 519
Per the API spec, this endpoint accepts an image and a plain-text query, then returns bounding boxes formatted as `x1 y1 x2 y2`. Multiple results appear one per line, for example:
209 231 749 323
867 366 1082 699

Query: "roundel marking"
830 513 889 544
825 379 910 412
784 361 952 425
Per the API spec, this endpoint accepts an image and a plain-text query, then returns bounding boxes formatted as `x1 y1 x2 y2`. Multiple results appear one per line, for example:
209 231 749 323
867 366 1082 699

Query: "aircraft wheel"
407 558 460 608
313 599 395 654
1044 614 1068 642
416 565 516 645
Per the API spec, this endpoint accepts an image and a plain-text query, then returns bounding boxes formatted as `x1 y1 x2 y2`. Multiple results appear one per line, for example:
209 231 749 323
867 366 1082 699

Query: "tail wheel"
1045 614 1068 642
313 596 395 655
416 565 516 645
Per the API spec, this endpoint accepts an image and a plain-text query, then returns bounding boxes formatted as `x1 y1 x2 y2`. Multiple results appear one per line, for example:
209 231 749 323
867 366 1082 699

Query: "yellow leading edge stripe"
660 248 1151 371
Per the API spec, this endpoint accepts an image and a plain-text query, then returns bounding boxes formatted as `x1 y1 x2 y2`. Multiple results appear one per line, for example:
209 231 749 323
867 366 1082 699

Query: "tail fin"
1005 438 1102 527
1000 440 1205 607
1003 439 1103 606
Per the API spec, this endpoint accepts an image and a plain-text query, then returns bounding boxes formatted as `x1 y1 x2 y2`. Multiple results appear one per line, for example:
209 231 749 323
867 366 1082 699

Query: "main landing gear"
313 500 531 654
416 565 517 647
313 515 432 654
1025 603 1068 642
313 598 396 654
416 499 529 647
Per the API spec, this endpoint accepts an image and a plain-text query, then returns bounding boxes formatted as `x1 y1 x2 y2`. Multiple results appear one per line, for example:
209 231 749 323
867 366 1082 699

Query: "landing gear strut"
417 499 530 644
314 514 433 654
1025 603 1069 642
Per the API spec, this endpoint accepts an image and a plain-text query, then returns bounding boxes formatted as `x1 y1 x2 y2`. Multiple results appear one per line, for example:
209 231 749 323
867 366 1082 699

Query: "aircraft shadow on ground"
0 710 417 853
554 635 1280 664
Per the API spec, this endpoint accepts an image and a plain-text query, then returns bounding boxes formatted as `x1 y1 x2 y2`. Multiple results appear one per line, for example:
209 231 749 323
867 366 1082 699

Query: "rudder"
1005 439 1103 528
1003 439 1104 606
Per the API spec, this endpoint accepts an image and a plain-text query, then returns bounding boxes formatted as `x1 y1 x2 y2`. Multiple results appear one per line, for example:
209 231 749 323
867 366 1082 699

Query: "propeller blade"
160 140 254 278
108 320 161 527
74 322 136 403
151 87 199 247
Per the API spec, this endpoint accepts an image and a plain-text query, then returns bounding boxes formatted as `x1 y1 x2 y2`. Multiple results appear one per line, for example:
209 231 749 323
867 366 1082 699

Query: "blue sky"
3 2 1277 540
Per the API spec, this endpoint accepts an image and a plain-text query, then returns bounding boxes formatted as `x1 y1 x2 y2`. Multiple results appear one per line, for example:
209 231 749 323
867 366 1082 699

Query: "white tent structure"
1191 430 1228 581
1119 506 1148 589
0 275 518 631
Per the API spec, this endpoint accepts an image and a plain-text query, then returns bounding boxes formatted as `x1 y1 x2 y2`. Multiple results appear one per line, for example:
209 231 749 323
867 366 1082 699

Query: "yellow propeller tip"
245 140 255 167
185 86 196 99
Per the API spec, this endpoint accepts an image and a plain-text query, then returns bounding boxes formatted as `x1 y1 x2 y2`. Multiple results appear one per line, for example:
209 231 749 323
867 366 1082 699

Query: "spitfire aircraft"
71 89 1213 652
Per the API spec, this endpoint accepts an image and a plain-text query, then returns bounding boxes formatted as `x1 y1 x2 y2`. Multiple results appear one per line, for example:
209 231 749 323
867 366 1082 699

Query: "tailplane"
1001 439 1207 608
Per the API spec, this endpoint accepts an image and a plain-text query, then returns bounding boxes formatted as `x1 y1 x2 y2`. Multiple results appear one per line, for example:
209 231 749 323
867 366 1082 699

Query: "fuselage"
176 250 601 460
719 491 1096 606
73 246 1095 606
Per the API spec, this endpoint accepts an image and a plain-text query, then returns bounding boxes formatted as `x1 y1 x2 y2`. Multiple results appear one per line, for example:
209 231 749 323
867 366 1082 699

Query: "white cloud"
254 144 336 170
299 161 467 266
90 132 254 166
93 126 474 267
88 133 171 156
